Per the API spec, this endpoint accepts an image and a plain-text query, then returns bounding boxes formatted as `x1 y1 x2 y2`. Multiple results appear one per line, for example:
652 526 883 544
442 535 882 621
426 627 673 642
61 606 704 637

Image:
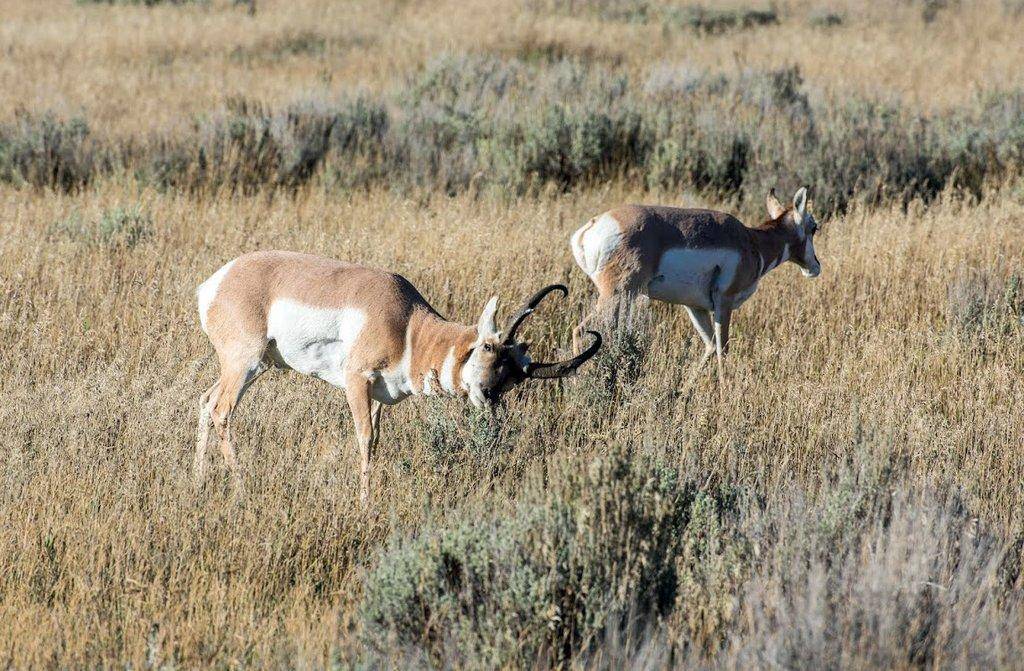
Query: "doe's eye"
483 343 494 353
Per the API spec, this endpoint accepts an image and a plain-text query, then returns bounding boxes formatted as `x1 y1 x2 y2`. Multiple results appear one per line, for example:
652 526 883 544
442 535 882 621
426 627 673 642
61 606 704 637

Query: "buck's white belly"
266 299 367 388
647 248 741 309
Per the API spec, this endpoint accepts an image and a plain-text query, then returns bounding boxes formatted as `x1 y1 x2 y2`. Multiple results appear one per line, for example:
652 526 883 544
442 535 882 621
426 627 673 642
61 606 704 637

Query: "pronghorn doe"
195 251 600 503
571 187 820 383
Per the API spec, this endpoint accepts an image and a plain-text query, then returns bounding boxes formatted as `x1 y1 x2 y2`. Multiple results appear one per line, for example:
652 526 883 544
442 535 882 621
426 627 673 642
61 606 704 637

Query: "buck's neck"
404 309 477 397
748 224 793 278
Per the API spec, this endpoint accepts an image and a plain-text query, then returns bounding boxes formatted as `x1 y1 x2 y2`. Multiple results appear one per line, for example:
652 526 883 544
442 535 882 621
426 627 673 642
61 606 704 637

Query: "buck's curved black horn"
525 330 601 380
502 284 569 344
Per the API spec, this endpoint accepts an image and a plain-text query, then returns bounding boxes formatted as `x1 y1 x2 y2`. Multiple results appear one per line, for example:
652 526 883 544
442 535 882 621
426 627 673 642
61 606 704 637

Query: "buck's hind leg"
195 381 220 483
208 343 270 481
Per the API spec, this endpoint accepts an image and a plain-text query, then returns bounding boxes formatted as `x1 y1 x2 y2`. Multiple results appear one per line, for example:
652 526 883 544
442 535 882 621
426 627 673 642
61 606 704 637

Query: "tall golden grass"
1 0 1023 667
3 0 1024 135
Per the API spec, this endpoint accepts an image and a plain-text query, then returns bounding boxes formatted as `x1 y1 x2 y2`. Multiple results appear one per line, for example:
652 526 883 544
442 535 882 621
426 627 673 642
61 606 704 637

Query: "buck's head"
461 286 601 408
767 186 821 278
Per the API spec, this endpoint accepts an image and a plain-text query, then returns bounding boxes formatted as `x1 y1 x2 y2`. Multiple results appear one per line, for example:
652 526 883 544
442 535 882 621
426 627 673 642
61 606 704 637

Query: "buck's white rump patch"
196 259 236 332
647 247 741 310
571 212 623 278
266 299 366 388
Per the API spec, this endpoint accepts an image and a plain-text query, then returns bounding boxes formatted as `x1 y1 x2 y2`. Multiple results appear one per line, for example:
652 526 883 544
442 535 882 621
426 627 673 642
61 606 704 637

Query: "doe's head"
767 186 821 278
461 286 601 408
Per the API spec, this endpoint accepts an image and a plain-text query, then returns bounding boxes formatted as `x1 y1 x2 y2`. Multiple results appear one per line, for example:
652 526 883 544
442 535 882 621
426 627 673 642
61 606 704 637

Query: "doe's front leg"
708 265 731 396
713 305 731 395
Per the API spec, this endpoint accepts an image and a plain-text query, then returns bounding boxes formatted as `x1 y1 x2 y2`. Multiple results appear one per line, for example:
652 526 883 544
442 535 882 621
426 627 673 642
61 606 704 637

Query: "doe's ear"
766 188 786 220
793 186 808 218
476 295 499 342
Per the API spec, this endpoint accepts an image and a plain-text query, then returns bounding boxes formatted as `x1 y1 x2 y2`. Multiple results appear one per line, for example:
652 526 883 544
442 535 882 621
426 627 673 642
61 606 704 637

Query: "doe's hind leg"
574 295 615 353
573 270 651 353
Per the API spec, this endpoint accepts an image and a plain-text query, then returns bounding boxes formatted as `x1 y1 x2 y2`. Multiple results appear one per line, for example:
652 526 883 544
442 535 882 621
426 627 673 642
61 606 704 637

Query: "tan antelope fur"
571 187 820 384
195 251 600 504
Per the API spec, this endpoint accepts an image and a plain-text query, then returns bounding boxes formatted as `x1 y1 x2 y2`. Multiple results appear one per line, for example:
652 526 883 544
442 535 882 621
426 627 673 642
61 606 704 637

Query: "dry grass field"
2 0 1024 668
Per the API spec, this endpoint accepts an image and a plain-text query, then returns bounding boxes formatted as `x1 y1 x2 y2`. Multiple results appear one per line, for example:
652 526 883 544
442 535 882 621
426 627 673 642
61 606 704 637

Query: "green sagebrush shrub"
7 56 1024 215
360 450 749 667
529 0 778 34
139 97 387 193
48 206 153 249
0 113 107 191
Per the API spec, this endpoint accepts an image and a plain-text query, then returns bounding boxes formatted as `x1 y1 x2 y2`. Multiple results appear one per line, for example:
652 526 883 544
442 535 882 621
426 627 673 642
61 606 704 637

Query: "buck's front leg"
344 374 375 508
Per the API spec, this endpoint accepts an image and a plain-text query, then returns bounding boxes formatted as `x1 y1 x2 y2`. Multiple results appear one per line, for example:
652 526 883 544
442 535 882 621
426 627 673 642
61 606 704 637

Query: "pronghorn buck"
571 187 820 382
195 251 600 503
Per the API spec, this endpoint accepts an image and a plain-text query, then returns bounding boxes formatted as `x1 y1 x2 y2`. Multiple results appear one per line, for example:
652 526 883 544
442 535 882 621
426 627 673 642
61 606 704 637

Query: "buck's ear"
793 187 808 218
476 295 499 341
766 188 785 219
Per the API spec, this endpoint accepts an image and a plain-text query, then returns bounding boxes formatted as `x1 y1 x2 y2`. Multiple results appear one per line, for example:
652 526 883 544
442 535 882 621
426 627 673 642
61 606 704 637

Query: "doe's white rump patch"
571 212 623 278
196 259 236 333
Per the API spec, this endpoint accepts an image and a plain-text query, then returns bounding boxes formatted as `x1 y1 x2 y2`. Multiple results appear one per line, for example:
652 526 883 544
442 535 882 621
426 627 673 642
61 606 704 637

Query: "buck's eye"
483 343 494 353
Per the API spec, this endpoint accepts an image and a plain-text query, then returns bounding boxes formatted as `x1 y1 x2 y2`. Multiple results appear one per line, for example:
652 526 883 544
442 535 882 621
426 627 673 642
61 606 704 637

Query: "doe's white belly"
647 247 742 310
266 299 367 389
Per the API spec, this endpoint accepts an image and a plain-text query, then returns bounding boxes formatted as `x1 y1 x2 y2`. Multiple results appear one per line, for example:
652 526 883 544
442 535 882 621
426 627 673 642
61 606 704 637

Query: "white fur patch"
571 212 623 278
647 248 741 310
196 259 236 333
799 238 821 277
440 346 458 394
266 299 366 389
371 325 414 404
476 296 499 341
461 350 488 409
